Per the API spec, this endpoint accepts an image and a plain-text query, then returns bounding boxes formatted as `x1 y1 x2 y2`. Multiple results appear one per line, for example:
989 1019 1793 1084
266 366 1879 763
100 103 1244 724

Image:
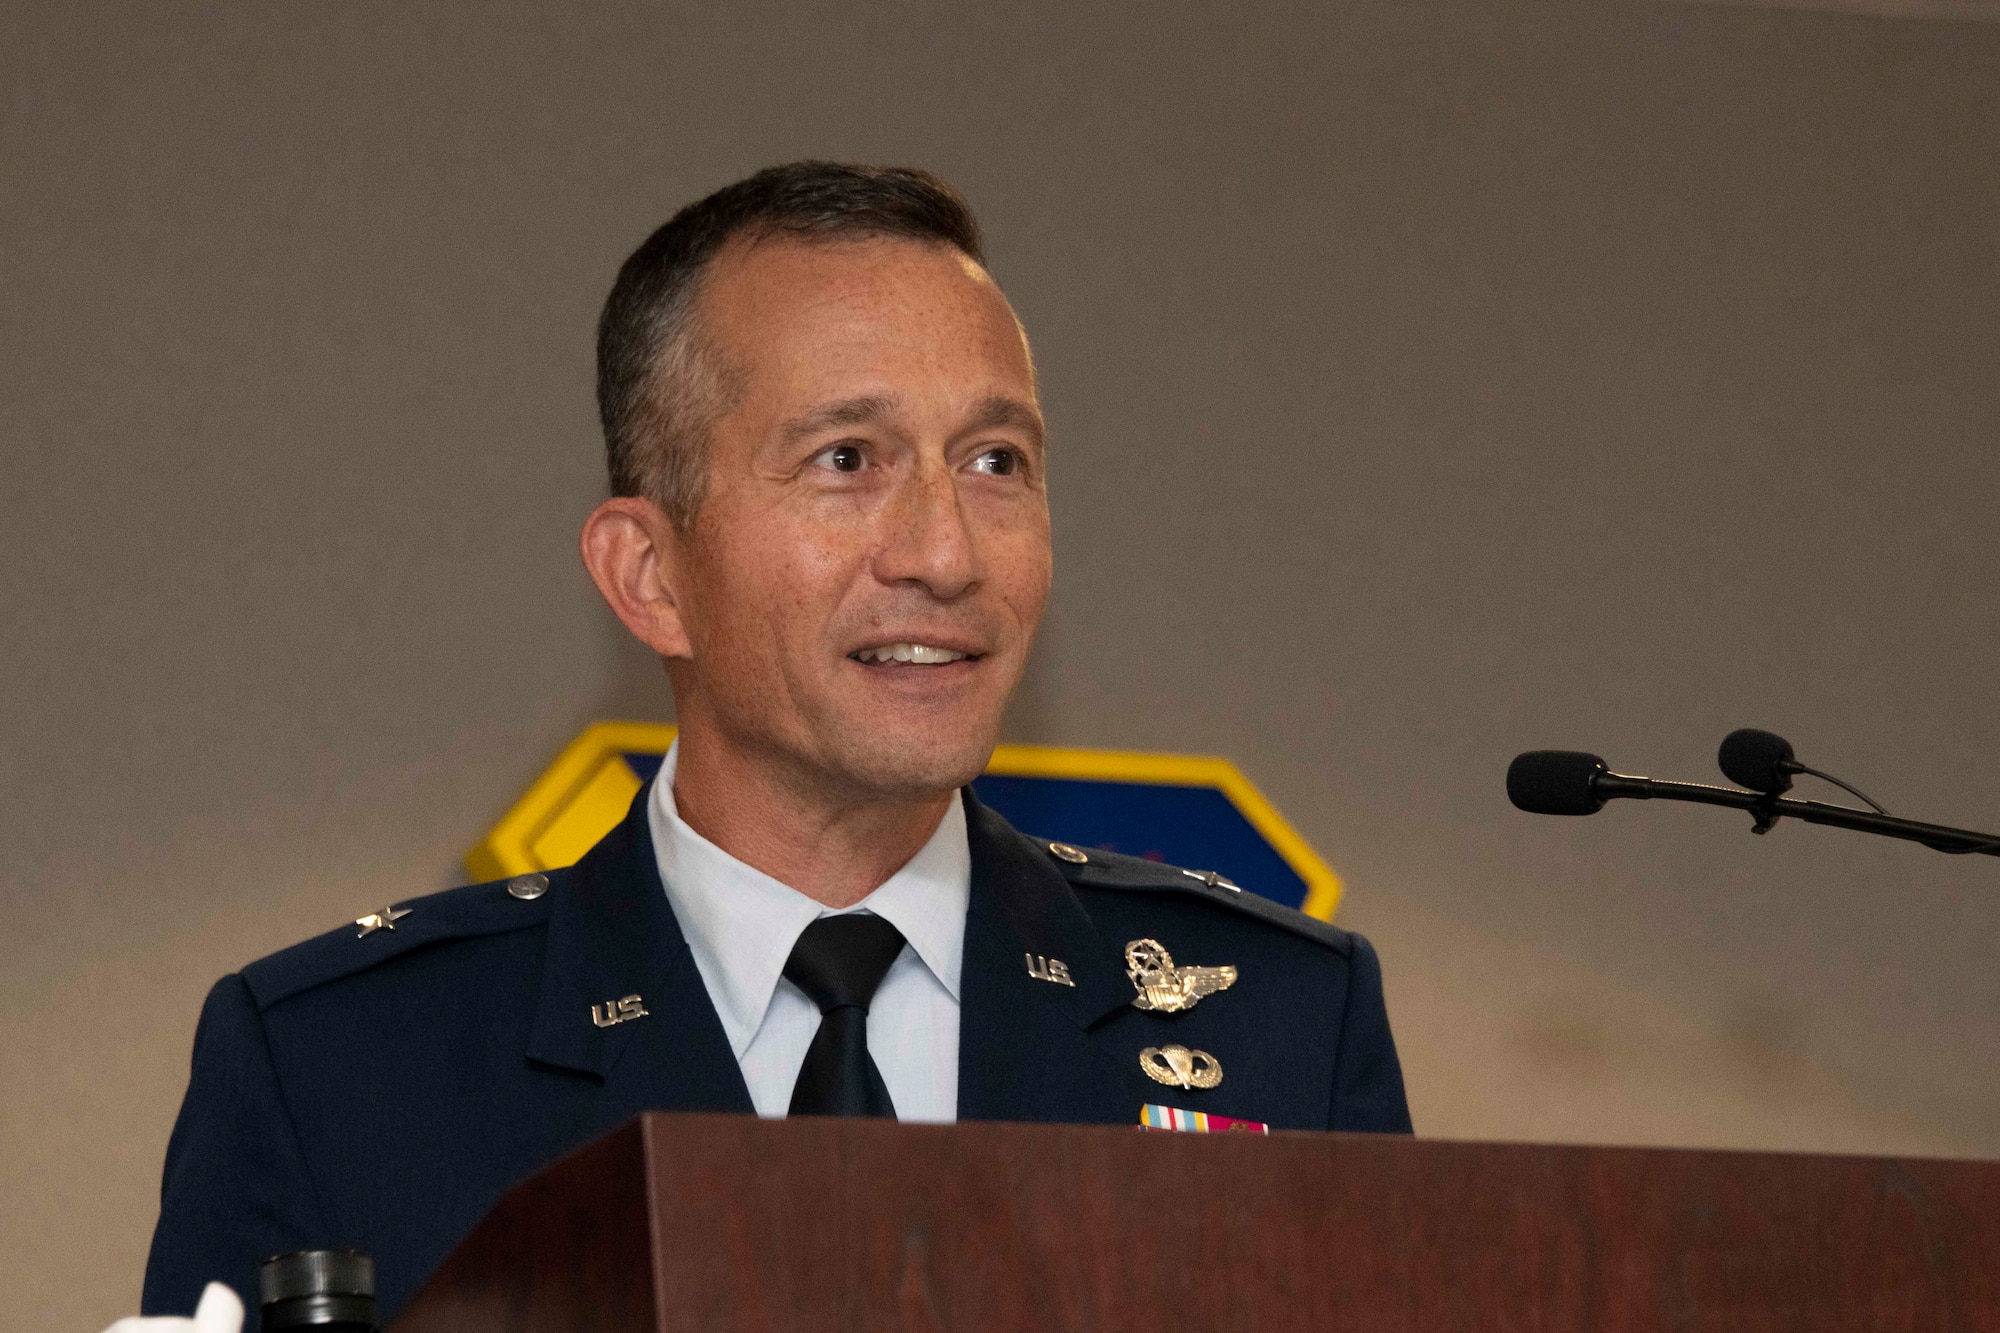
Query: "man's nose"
873 456 981 599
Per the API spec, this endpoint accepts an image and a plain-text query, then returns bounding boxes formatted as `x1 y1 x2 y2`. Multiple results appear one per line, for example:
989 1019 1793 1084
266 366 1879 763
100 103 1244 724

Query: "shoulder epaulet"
1036 839 1353 956
240 868 564 1010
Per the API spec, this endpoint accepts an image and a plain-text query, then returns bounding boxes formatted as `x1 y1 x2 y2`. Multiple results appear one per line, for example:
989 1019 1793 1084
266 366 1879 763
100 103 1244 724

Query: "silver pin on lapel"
354 905 411 938
1181 868 1241 892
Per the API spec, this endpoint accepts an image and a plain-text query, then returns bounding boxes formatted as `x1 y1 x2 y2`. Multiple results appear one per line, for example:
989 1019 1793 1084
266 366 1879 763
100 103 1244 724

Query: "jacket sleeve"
1326 933 1415 1133
142 974 331 1324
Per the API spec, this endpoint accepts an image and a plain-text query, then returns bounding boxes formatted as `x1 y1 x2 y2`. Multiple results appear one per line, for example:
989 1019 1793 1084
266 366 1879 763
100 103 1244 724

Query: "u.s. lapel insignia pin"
354 905 411 938
590 994 648 1028
1140 1045 1223 1090
1125 938 1237 1013
1025 953 1076 987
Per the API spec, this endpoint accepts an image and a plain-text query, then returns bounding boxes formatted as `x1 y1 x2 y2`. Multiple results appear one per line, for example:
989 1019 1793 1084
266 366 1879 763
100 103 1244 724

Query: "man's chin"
807 725 996 803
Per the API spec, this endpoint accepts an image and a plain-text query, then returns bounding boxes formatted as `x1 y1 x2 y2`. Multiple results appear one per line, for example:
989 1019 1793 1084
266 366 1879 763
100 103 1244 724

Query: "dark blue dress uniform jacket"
143 785 1411 1325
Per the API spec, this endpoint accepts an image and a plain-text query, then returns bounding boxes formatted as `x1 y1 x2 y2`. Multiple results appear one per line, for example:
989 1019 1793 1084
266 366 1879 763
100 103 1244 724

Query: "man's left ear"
579 496 694 660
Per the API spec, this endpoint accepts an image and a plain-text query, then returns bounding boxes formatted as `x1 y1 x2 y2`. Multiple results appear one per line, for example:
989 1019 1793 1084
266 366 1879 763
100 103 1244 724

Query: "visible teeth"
854 642 969 665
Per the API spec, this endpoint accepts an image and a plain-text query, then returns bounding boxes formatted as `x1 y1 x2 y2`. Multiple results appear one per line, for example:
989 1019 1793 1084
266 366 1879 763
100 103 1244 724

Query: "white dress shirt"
647 741 966 1122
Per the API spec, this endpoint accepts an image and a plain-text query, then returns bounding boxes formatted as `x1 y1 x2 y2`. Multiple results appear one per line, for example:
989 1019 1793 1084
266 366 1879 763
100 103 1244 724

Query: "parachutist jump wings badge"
1125 938 1237 1013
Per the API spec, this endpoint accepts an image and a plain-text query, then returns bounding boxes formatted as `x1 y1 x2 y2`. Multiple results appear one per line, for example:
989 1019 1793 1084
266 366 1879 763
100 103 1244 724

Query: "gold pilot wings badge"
1124 938 1237 1013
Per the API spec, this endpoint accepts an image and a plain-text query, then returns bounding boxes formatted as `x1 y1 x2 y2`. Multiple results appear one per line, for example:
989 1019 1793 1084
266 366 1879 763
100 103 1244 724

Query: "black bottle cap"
259 1250 377 1331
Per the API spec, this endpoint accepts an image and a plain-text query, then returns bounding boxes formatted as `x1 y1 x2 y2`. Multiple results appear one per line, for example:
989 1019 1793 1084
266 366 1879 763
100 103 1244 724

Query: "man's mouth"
848 642 978 666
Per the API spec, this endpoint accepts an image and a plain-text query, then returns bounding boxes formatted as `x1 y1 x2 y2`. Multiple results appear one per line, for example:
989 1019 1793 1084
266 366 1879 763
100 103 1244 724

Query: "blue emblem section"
968 775 1308 911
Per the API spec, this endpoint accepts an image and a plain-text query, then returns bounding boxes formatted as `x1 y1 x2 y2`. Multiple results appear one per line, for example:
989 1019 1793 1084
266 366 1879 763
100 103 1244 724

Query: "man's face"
667 235 1051 802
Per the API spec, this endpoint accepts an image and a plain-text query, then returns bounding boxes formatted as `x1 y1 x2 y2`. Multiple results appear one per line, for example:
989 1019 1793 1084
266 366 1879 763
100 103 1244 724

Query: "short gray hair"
595 162 986 528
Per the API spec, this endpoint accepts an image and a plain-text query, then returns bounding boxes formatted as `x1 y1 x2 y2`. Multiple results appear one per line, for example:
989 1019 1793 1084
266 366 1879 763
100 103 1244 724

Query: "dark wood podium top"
393 1113 2000 1332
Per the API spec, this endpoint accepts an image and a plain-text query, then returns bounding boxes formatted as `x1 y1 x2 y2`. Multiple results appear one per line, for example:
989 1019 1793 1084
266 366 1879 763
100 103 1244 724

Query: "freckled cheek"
1007 558 1054 637
984 522 1054 632
743 530 874 656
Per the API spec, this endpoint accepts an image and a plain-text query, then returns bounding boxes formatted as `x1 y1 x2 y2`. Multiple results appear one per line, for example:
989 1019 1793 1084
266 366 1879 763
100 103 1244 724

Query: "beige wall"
5 2 1998 1327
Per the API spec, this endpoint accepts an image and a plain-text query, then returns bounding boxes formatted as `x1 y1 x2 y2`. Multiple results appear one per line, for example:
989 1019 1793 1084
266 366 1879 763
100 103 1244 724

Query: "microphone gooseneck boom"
1506 733 2000 858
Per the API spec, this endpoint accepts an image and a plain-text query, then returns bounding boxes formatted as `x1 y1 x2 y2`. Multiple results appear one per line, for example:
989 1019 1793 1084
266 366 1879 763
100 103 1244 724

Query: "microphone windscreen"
1507 751 1609 816
1718 728 1795 793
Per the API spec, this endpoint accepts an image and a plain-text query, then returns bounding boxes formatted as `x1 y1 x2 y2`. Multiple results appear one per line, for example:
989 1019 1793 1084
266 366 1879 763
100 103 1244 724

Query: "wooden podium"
390 1113 2000 1332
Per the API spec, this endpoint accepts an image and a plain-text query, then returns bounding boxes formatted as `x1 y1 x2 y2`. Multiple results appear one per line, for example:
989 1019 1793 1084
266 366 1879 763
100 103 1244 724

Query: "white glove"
101 1282 244 1333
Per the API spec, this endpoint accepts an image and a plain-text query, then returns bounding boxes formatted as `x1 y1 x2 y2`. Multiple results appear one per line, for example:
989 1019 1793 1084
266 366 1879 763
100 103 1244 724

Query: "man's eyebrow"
962 395 1045 449
777 394 899 448
776 393 1046 449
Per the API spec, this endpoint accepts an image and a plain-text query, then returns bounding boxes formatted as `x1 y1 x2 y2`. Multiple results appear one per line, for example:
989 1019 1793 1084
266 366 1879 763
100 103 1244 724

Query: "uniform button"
1047 842 1090 864
507 872 549 900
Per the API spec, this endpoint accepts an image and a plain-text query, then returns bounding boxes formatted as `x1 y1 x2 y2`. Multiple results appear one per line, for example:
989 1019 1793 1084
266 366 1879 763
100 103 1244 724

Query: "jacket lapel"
524 782 1151 1126
956 791 1153 1125
525 783 753 1115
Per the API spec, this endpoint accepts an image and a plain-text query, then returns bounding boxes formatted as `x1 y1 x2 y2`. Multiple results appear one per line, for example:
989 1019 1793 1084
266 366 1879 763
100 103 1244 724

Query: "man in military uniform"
136 162 1410 1329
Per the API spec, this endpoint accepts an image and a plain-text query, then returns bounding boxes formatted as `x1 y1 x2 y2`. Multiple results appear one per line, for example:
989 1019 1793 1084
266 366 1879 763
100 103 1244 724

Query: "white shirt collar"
647 740 970 1058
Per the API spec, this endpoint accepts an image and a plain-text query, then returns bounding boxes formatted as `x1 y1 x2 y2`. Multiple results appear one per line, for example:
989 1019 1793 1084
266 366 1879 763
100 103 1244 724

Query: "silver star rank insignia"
354 905 412 938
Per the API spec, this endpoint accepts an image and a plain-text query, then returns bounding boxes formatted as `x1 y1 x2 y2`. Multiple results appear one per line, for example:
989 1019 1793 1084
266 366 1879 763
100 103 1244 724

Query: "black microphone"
1507 735 2000 858
1718 728 1800 795
1718 728 1895 816
1506 750 1614 816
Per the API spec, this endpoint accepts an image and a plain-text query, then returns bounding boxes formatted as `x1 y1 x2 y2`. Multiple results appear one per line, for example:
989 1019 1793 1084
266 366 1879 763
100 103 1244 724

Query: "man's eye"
813 444 866 473
972 447 1019 477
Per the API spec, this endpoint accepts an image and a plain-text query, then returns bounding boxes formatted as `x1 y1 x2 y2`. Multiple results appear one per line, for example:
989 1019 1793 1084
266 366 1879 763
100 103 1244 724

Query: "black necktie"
783 913 907 1118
